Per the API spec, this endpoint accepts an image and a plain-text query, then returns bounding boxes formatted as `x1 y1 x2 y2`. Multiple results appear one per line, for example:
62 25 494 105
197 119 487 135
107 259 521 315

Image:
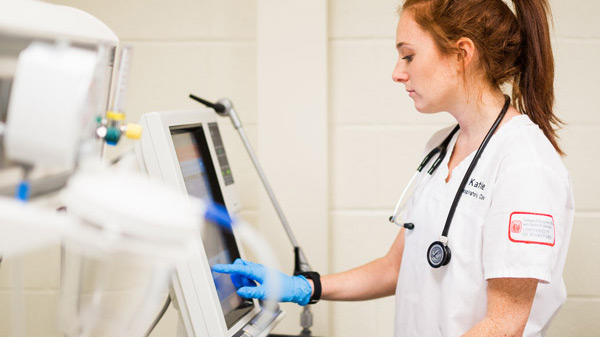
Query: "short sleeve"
482 163 571 283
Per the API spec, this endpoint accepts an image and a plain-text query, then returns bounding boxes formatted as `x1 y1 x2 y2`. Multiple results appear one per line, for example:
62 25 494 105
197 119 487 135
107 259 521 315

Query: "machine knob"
106 111 125 121
124 123 142 140
105 127 121 146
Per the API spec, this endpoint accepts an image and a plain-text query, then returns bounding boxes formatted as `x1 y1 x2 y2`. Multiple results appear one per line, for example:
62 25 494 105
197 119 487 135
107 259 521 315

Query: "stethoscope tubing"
389 95 510 236
389 125 460 226
389 95 511 268
421 125 460 175
390 171 419 225
440 95 510 238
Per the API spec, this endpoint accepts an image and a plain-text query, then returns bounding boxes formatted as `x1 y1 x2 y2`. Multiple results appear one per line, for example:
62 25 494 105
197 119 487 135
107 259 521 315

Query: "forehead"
395 10 433 48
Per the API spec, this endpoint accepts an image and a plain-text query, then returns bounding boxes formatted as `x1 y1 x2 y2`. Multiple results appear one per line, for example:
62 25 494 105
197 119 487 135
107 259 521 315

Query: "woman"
214 0 574 335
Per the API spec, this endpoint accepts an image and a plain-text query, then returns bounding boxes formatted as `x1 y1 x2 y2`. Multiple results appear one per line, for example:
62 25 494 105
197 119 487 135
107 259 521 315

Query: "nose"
392 60 408 83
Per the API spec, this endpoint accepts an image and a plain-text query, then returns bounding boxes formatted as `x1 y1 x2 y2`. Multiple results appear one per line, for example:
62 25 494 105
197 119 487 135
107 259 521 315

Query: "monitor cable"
143 295 171 337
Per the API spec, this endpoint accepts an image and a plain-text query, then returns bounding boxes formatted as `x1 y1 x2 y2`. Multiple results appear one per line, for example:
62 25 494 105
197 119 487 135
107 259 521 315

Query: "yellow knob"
125 123 143 139
106 111 125 121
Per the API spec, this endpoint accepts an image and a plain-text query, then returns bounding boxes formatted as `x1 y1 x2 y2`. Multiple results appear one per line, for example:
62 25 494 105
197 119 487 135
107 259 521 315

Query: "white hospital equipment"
0 0 120 247
0 0 141 196
136 109 285 337
1 165 203 337
58 164 203 337
0 0 118 185
1 1 285 336
388 95 511 268
0 1 201 337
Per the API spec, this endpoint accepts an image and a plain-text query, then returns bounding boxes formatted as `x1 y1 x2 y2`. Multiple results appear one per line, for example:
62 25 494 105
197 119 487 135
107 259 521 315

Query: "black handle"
189 94 226 113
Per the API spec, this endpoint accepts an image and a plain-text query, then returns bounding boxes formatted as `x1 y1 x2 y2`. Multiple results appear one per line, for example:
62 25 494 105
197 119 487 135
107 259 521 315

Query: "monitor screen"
171 131 213 200
171 126 254 329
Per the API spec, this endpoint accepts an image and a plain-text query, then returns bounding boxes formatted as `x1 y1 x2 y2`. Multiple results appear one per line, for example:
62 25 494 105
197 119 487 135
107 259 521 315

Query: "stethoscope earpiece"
427 241 451 268
388 215 415 230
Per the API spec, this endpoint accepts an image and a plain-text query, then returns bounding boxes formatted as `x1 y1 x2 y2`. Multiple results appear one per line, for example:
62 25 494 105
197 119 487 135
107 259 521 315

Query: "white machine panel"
135 109 282 337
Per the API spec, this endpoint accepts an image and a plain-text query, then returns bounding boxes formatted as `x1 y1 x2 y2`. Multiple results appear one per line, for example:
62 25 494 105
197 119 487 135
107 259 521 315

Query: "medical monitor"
136 109 282 337
170 126 252 326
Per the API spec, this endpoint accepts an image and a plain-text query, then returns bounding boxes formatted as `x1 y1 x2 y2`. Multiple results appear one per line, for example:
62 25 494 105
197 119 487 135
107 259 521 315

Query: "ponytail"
512 0 564 155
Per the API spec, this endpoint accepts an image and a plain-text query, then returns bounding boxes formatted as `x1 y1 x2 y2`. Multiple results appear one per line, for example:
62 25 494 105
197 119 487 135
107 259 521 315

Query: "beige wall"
1 0 598 336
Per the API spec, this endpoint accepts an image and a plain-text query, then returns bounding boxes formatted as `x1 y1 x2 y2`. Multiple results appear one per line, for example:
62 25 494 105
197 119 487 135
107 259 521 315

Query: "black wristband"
299 271 321 304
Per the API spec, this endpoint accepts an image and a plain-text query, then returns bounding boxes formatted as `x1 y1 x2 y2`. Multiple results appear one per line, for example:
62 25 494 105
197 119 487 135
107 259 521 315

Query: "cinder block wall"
0 0 597 336
544 1 600 335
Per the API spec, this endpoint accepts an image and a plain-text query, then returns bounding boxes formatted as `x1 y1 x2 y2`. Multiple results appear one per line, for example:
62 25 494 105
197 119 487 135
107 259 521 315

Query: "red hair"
401 0 563 155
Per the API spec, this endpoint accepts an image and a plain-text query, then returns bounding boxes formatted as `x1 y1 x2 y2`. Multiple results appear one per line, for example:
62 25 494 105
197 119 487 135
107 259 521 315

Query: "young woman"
214 0 573 335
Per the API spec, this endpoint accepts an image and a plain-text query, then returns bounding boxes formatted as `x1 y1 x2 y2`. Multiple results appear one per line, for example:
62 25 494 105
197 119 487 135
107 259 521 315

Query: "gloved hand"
212 258 313 306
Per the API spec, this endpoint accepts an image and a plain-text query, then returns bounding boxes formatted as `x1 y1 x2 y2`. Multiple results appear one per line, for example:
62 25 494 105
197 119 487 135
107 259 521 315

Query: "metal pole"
189 95 316 335
216 98 315 335
216 98 313 272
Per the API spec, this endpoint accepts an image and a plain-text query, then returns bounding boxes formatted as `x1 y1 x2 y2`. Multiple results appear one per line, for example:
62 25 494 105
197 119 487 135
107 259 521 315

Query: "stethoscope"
389 95 511 268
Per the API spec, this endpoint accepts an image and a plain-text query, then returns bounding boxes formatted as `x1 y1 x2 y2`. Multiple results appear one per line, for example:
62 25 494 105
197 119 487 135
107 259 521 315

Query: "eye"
402 55 414 62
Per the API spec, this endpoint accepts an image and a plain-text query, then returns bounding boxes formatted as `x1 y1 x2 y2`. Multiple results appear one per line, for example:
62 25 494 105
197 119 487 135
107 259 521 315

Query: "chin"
413 101 435 114
413 98 444 114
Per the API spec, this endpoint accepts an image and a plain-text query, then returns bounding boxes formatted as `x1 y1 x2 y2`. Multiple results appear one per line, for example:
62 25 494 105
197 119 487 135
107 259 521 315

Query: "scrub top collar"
439 114 533 184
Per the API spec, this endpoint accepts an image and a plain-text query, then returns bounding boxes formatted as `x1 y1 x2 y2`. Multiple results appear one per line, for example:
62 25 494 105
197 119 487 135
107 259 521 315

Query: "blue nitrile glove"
212 258 312 306
228 258 259 289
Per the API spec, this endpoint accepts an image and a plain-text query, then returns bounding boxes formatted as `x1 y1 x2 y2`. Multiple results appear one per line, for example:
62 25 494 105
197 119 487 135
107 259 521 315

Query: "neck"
448 89 507 145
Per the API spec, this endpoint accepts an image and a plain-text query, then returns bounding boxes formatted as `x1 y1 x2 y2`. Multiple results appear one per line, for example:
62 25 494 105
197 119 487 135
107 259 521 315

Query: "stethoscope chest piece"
427 240 451 268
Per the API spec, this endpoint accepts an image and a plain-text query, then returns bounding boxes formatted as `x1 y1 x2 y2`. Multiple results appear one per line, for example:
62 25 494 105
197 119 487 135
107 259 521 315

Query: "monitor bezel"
135 109 260 337
169 125 255 328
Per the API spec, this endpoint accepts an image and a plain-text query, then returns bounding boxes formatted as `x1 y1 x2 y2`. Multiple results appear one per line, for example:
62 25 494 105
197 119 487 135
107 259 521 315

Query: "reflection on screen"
201 218 243 315
172 132 212 200
171 129 246 325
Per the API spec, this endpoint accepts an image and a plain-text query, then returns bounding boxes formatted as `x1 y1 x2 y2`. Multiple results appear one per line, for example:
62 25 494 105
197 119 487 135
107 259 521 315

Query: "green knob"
105 127 121 146
96 115 103 124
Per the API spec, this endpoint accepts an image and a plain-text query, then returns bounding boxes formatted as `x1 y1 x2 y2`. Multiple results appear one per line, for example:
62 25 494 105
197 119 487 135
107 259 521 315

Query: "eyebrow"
396 42 412 50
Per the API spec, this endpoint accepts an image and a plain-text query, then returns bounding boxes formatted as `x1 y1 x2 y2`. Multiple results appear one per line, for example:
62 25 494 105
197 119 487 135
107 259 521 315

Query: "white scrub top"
394 115 574 337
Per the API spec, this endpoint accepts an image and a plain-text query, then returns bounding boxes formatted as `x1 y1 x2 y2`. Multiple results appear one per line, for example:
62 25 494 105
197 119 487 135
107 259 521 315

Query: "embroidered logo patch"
508 212 555 246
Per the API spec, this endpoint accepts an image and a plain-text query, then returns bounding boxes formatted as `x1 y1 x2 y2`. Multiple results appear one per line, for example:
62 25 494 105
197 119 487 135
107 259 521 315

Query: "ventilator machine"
0 1 284 336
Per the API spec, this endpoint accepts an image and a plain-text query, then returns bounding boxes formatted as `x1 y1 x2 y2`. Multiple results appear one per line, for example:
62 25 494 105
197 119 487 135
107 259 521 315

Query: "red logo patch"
508 212 555 246
510 220 522 233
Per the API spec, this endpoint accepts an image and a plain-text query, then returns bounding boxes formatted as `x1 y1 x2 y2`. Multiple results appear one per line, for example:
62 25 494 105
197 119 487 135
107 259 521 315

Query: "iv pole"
189 94 315 337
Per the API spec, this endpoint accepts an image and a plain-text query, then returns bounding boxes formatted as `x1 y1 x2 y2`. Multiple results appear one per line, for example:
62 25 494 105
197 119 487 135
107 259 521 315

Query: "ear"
455 37 476 70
